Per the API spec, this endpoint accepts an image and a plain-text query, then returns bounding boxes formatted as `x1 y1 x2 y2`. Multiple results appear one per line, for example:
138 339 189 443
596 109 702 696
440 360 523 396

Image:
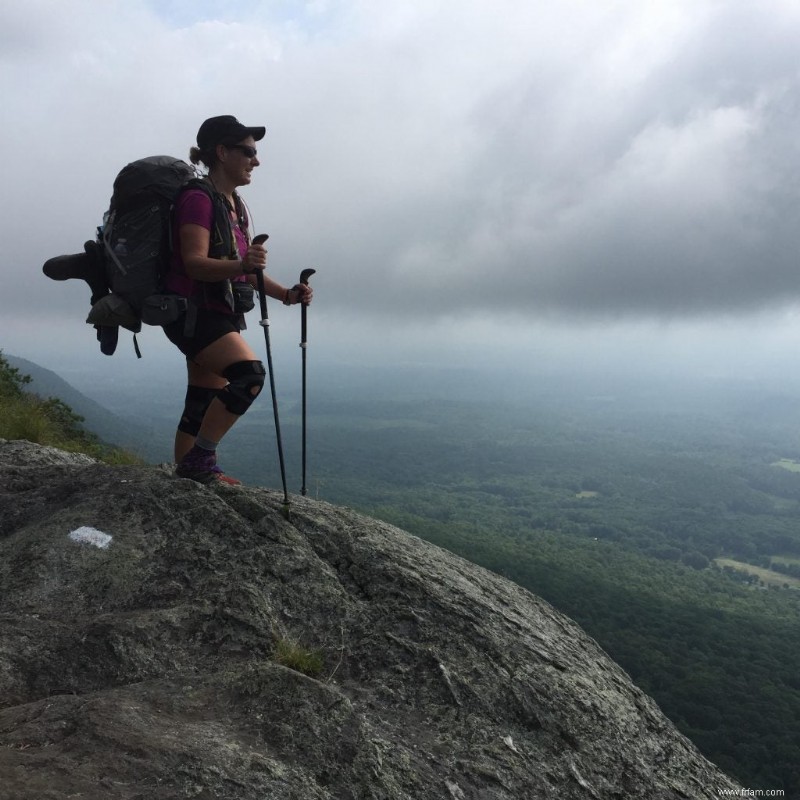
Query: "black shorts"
162 308 242 360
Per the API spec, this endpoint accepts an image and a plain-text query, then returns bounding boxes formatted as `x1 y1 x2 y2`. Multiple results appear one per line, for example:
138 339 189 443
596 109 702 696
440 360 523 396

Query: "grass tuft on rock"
272 638 325 678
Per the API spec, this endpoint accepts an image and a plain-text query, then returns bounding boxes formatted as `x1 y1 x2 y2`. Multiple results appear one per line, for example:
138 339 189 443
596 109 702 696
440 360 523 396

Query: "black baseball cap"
197 115 266 150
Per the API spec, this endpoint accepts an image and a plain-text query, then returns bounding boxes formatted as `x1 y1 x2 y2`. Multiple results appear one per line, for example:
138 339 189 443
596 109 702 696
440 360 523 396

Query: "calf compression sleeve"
177 385 219 436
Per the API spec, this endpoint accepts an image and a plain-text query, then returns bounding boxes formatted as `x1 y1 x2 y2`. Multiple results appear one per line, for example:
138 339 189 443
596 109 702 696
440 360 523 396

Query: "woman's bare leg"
174 360 227 462
179 332 261 455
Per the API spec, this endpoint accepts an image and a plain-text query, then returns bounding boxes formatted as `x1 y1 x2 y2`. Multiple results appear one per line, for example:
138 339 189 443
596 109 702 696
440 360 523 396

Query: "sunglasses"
229 144 258 159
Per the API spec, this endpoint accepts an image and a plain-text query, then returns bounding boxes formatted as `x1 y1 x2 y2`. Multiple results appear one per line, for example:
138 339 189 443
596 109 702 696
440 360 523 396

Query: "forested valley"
228 366 800 794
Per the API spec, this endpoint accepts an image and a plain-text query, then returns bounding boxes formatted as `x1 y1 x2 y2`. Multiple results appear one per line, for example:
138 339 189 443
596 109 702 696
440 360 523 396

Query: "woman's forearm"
184 255 244 282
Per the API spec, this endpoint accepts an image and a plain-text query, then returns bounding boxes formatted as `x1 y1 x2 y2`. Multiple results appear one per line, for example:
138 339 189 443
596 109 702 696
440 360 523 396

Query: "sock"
194 434 219 452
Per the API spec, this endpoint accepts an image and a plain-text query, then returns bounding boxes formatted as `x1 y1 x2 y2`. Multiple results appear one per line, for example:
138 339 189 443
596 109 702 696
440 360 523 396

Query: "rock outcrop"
0 440 739 799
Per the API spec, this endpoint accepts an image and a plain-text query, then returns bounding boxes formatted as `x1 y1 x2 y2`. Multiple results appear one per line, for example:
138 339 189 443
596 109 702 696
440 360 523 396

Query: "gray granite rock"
0 440 740 799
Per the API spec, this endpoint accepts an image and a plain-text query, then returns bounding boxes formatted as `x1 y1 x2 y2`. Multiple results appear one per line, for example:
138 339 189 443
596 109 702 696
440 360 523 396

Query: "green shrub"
0 356 30 399
0 396 57 443
0 350 141 465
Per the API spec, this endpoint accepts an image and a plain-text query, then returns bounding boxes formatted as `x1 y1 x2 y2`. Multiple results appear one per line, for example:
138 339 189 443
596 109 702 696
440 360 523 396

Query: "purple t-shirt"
165 188 248 312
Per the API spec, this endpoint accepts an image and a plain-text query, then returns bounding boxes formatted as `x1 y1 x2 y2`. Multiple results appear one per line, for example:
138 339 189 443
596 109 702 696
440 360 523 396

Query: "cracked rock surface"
0 440 739 799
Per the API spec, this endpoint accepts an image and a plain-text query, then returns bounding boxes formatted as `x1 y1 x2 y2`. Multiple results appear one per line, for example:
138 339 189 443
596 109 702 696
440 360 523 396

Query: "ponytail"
189 145 216 168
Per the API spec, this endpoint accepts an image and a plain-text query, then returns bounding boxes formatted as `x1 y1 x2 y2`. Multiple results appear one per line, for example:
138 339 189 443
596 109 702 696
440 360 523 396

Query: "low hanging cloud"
3 0 800 333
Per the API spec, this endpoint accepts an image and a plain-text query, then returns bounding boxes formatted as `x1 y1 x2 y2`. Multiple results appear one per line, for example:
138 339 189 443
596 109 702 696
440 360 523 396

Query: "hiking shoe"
175 446 241 486
215 470 242 486
43 241 109 298
43 252 91 281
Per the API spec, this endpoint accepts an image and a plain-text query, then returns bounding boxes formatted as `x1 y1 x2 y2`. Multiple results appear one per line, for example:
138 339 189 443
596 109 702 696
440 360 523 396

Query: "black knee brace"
177 385 219 435
218 360 266 416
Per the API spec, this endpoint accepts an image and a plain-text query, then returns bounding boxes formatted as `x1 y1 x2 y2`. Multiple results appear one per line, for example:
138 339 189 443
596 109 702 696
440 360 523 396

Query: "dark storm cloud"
3 0 800 334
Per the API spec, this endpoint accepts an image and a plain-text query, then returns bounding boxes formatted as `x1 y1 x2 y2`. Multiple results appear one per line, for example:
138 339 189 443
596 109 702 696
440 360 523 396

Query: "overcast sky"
3 0 800 384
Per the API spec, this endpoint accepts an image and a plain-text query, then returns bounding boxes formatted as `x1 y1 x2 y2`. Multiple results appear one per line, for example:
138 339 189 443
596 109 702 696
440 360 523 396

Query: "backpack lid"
111 156 195 206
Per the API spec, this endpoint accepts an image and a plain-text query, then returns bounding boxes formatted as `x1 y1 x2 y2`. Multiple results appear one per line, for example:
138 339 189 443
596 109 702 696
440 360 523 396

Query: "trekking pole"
298 268 316 496
251 234 290 518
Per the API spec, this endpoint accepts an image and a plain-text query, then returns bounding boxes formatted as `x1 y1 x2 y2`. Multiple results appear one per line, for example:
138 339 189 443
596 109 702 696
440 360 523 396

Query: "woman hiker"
163 114 312 485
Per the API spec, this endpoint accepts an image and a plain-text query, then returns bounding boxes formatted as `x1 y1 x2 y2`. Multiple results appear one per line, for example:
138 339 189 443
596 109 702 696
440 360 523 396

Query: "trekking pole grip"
299 268 315 346
251 234 269 324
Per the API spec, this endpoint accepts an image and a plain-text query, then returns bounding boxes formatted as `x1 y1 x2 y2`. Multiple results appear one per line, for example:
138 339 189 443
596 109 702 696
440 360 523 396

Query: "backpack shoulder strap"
179 178 237 259
232 192 250 246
